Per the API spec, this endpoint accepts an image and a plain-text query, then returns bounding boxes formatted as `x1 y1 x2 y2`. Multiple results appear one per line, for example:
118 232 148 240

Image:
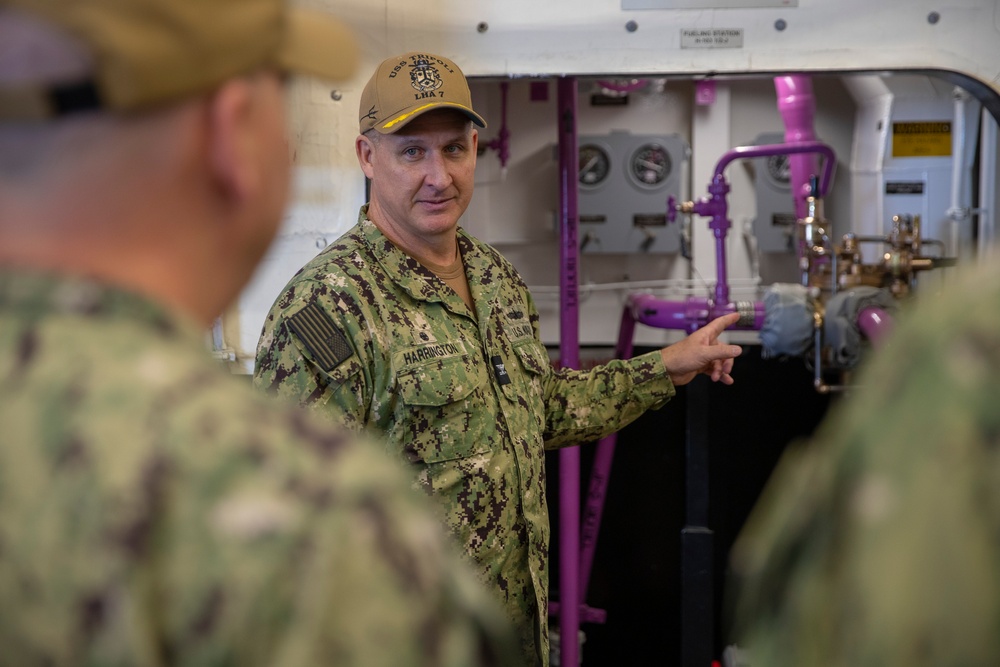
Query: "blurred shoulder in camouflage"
0 3 516 665
728 258 1000 666
0 272 515 666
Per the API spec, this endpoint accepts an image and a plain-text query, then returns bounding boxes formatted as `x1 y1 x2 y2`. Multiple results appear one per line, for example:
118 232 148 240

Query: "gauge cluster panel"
578 132 687 254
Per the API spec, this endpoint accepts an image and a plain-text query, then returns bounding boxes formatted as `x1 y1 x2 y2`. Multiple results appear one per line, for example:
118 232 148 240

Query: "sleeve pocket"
512 339 549 376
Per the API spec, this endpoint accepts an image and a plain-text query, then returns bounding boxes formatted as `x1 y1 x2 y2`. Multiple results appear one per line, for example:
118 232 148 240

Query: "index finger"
701 312 741 337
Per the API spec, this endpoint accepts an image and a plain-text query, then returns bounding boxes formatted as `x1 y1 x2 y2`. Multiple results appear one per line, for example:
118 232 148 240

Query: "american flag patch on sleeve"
286 302 354 372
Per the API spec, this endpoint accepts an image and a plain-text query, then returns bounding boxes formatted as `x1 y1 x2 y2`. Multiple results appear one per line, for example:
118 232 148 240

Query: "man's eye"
404 147 420 157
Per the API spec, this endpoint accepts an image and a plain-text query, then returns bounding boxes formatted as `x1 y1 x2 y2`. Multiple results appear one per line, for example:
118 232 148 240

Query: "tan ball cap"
0 0 358 121
359 52 487 134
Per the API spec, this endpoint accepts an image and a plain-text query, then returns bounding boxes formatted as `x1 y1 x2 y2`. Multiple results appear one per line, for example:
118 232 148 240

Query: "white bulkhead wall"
223 0 1000 371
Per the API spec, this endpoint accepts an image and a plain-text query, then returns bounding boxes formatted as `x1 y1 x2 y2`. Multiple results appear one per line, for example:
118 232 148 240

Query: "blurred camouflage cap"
0 0 358 121
359 52 487 134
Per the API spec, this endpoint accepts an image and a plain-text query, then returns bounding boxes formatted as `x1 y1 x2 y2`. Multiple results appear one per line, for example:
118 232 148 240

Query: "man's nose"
423 151 453 189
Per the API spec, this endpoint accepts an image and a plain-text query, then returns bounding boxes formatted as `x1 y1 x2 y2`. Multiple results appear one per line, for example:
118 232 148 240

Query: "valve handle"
666 195 678 224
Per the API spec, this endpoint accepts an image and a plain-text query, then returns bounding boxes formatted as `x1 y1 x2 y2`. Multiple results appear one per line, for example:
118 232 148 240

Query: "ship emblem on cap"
409 58 443 94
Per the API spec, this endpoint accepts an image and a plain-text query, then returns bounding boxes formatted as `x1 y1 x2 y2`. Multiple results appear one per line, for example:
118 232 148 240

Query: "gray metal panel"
578 131 687 254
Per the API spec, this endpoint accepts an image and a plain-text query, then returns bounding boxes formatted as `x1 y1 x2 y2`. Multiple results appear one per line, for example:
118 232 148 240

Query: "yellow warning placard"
892 121 952 158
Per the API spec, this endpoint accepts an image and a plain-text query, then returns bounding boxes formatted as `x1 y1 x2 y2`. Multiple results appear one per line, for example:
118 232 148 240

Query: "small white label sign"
680 28 744 48
625 0 795 7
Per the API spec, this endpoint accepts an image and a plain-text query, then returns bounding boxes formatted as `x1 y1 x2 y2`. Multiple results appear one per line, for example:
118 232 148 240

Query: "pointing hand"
660 312 743 387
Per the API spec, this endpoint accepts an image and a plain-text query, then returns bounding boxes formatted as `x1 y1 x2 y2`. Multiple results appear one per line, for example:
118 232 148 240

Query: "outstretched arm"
660 312 743 386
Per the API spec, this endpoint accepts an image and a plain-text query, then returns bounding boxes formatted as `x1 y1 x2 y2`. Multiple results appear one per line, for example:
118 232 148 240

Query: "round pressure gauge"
578 144 610 188
629 143 672 188
765 154 791 186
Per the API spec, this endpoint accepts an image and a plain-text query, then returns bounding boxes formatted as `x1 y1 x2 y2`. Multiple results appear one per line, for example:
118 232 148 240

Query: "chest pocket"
497 338 548 404
395 353 489 464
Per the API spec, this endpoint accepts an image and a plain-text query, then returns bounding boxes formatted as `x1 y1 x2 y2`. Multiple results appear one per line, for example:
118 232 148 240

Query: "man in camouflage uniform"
254 52 743 666
0 6 517 666
728 258 1000 665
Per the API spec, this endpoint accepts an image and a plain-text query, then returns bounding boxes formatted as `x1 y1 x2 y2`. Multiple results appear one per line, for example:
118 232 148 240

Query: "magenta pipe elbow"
857 306 893 345
712 141 835 196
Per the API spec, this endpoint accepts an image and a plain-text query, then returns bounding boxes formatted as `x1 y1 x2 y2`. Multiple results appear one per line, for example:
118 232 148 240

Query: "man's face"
358 109 478 253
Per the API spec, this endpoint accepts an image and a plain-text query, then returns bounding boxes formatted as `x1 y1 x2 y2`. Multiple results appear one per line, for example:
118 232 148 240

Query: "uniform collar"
455 228 502 322
357 205 485 320
0 267 199 340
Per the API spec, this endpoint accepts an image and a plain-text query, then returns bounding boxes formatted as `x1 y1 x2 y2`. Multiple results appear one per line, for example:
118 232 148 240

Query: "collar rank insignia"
414 328 437 345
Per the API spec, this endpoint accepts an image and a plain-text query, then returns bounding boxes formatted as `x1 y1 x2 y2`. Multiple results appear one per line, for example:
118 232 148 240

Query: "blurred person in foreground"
728 257 1000 666
0 2 517 664
254 51 744 666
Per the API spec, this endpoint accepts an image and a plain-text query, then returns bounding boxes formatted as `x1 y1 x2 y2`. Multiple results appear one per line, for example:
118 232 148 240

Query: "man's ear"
356 134 376 181
205 79 259 204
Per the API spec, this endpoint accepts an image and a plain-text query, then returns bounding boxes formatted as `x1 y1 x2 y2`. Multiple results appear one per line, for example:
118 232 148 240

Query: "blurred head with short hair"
0 0 356 324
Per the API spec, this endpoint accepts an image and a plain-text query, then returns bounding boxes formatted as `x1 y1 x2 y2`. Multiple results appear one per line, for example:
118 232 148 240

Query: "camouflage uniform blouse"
729 260 1000 666
255 206 676 666
0 269 516 667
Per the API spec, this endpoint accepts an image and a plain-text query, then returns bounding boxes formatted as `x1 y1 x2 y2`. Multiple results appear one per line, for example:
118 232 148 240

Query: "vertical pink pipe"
774 76 821 219
485 81 511 168
713 225 730 311
556 76 581 667
577 307 635 595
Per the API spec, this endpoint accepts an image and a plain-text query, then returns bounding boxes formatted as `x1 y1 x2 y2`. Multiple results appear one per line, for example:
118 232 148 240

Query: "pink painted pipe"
774 76 822 219
556 75 581 667
857 305 893 345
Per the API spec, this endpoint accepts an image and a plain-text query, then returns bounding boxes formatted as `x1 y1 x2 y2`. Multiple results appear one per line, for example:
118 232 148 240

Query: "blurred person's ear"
205 77 264 205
